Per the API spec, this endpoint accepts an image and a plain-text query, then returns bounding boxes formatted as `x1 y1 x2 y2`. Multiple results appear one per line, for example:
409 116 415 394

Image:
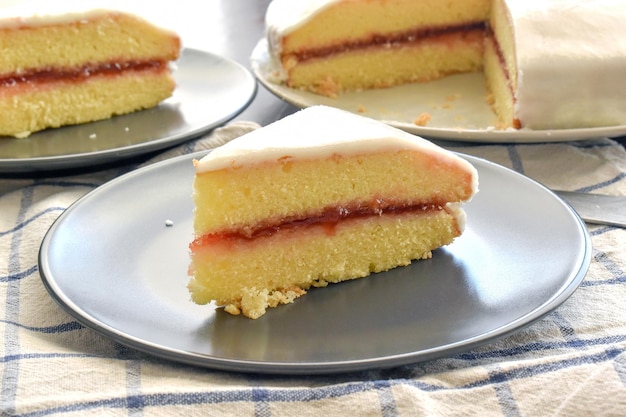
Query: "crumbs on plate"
414 112 432 126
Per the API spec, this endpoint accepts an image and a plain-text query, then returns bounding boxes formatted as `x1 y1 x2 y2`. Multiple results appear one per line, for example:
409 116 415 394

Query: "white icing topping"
265 0 339 39
265 0 342 82
505 0 626 129
196 105 478 196
0 0 177 31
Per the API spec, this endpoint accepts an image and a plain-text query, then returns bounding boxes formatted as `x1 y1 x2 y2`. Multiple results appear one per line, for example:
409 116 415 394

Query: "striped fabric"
1 122 625 416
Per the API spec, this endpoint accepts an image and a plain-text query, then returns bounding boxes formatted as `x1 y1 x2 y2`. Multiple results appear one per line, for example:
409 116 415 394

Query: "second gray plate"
0 49 256 173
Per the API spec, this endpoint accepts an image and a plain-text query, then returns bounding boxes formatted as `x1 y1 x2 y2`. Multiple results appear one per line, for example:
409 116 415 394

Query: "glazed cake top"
265 0 337 37
0 0 175 29
506 0 626 128
195 106 478 194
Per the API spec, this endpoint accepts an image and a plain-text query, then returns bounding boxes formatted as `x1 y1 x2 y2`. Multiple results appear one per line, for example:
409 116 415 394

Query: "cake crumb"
314 76 340 98
224 304 241 315
230 286 307 319
89 133 97 139
165 219 174 227
357 104 367 113
414 112 432 126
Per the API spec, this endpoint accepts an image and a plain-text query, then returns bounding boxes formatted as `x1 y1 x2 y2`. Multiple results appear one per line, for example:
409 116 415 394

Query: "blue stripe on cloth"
591 227 621 237
576 172 626 193
614 353 626 387
571 140 623 150
581 275 626 287
0 352 99 364
488 365 522 417
455 334 626 361
114 342 151 361
2 186 34 416
594 250 626 278
252 387 271 417
579 249 626 287
181 140 200 155
0 264 38 282
126 360 144 416
9 345 626 417
0 207 65 237
549 310 577 340
24 180 101 190
0 319 83 334
462 347 623 391
374 380 398 417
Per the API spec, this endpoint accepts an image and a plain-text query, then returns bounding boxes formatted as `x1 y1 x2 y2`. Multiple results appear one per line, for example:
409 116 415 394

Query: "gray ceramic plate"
0 49 256 173
39 152 591 374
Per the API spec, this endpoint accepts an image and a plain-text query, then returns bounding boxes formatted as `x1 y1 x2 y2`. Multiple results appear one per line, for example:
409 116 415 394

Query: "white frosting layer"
0 0 177 31
0 2 117 27
265 0 339 39
196 105 478 196
505 0 626 129
265 0 341 82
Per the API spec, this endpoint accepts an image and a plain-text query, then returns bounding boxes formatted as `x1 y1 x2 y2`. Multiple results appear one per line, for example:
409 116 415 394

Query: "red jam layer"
0 59 168 87
190 200 445 250
289 22 486 62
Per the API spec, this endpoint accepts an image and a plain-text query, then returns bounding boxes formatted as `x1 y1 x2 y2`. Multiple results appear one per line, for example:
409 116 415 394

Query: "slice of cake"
264 0 626 130
188 106 478 319
0 6 181 138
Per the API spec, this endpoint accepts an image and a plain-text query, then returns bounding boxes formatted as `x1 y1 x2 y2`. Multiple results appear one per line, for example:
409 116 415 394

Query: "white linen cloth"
1 122 625 416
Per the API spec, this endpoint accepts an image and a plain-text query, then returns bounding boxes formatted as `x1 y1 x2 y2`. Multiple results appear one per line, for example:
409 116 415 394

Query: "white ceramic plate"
38 151 591 374
0 49 256 173
251 39 626 143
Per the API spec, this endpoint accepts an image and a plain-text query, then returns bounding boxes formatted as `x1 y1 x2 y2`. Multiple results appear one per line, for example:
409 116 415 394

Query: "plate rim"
0 48 257 173
250 38 626 144
38 151 592 374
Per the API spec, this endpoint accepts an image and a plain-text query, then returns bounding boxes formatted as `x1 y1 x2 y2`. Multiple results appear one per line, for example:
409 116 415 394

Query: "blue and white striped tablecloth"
1 123 625 416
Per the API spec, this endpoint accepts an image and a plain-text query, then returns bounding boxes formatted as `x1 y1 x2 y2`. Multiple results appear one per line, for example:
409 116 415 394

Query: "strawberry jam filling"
289 22 485 62
190 200 446 250
0 59 168 87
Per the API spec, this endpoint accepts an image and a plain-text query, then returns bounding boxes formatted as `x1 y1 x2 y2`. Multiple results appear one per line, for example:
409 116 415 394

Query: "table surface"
1 1 626 416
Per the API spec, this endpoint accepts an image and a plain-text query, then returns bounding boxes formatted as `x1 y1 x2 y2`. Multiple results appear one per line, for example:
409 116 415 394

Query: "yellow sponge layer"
0 13 180 74
286 30 484 96
189 208 461 319
281 0 490 54
193 150 475 235
0 69 174 138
